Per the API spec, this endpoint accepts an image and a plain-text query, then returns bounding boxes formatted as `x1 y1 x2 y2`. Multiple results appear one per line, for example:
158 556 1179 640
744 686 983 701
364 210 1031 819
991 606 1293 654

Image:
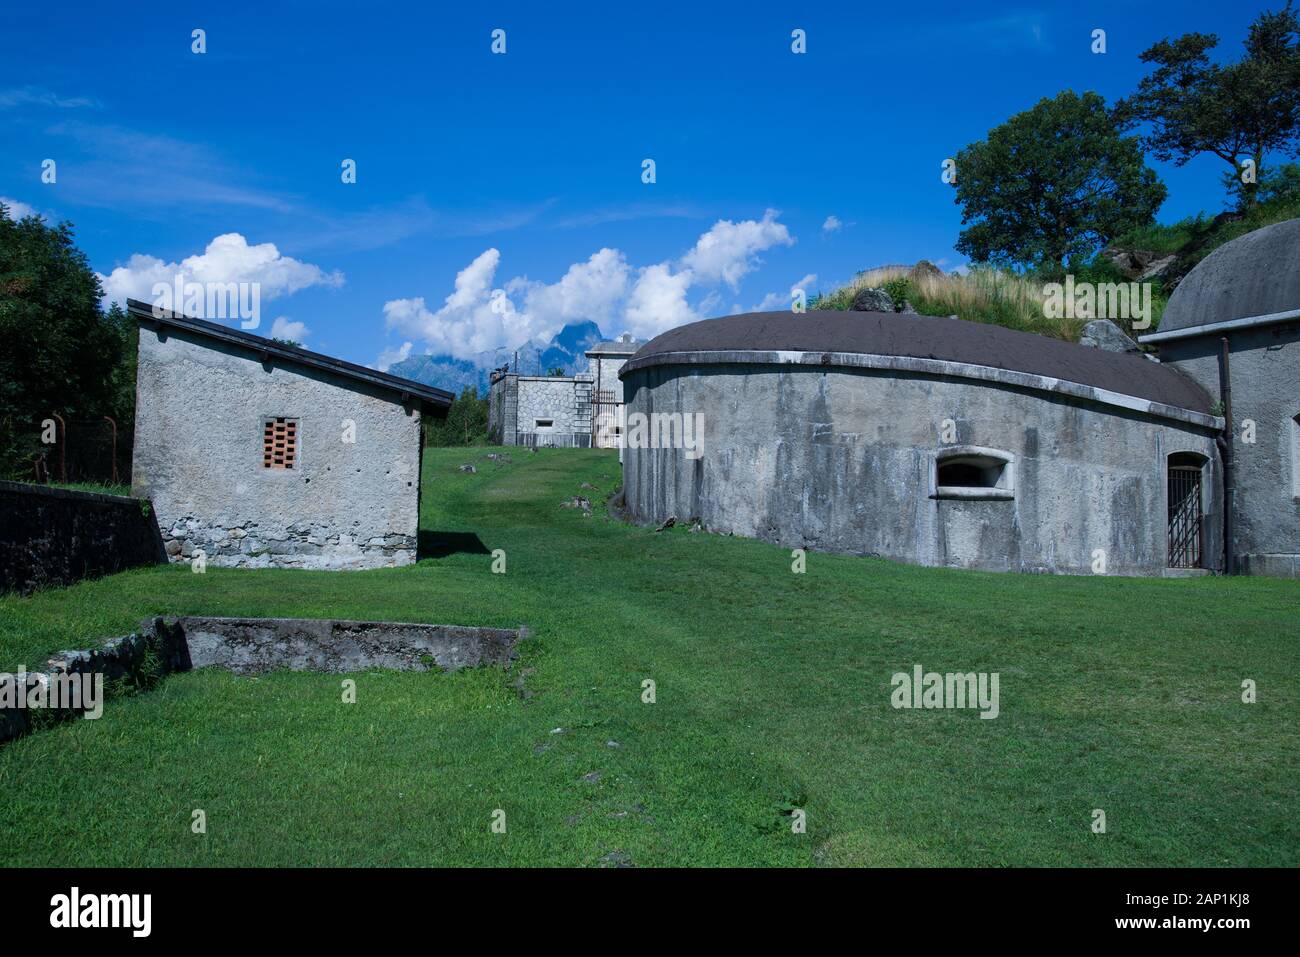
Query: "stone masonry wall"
0 481 167 595
132 326 423 570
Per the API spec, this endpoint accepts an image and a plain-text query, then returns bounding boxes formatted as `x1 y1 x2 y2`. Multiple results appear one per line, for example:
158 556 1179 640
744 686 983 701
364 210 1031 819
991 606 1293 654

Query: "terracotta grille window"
262 417 298 469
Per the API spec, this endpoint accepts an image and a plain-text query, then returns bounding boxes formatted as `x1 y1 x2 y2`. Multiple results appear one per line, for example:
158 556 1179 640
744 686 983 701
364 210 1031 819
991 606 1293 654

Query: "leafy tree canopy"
954 91 1167 275
424 386 489 447
0 207 129 477
1115 2 1300 208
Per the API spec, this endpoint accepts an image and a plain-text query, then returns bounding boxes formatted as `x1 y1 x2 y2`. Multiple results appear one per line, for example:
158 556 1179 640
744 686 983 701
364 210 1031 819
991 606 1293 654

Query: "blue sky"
0 0 1284 370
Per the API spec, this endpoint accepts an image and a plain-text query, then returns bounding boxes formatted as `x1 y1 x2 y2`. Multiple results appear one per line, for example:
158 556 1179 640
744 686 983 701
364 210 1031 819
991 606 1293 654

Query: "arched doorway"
1167 452 1206 568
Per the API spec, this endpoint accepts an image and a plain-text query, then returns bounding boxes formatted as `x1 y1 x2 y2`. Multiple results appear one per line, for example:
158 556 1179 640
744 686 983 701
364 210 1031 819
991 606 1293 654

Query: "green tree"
1115 2 1300 209
424 386 489 447
0 207 127 478
954 91 1167 275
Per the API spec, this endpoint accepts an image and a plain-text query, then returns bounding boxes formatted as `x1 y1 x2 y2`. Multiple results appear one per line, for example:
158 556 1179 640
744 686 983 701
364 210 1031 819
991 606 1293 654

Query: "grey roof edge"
620 348 1224 430
126 299 453 409
1138 305 1300 344
585 342 642 357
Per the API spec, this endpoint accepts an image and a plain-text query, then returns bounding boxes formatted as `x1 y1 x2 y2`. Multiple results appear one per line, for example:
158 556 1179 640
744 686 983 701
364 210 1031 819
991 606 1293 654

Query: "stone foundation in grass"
1 616 523 743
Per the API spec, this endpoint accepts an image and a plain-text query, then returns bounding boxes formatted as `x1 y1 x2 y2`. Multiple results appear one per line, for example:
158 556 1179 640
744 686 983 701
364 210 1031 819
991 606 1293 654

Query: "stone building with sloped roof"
128 299 452 570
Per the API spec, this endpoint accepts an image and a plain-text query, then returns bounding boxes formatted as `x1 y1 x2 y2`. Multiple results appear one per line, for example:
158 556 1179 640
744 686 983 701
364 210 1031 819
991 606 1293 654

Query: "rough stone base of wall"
161 516 415 569
1238 553 1300 578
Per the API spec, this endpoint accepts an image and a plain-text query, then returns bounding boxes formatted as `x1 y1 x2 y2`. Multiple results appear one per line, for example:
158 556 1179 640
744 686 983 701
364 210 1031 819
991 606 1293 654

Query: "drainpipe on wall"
1217 336 1235 575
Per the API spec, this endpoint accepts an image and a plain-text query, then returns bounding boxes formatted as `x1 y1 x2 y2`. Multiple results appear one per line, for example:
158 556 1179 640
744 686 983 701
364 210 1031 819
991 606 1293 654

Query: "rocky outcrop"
850 287 897 313
908 260 943 281
1105 248 1179 282
1079 319 1142 354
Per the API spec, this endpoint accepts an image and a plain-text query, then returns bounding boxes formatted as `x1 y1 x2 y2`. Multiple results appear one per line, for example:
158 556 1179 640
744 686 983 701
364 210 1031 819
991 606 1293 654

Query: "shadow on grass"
418 529 491 559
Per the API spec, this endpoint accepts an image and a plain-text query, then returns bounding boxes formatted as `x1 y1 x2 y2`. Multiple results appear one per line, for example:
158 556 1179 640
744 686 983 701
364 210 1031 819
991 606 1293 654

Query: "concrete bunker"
619 308 1226 576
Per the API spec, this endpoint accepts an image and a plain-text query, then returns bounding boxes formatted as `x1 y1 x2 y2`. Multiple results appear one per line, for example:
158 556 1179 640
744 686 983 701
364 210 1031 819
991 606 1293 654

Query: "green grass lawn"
1 447 1296 866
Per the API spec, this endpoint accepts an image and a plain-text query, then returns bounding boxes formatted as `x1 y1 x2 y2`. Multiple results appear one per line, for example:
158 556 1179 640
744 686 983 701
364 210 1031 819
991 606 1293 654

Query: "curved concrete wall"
621 360 1222 576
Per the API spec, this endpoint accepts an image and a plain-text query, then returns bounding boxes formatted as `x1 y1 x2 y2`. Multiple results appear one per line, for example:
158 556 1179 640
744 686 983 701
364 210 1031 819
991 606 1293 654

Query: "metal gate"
591 389 621 448
33 414 125 485
1167 461 1203 568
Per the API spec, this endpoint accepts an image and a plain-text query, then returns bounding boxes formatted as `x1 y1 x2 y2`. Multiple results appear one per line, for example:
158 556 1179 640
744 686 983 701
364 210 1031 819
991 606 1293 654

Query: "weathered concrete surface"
0 481 166 595
176 617 520 674
1160 323 1300 577
132 326 422 569
621 359 1222 576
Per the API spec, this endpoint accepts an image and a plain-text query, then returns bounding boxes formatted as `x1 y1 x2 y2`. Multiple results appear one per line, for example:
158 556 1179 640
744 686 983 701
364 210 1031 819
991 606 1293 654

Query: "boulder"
850 287 896 313
1079 319 1141 354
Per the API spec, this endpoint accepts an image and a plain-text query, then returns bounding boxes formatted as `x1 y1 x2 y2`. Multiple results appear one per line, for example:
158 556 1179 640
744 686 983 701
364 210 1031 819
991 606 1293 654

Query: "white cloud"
681 208 792 289
97 233 343 309
0 87 96 109
822 215 842 233
517 248 631 328
624 263 697 340
375 341 413 372
754 273 818 312
270 317 309 343
384 211 795 360
0 197 37 219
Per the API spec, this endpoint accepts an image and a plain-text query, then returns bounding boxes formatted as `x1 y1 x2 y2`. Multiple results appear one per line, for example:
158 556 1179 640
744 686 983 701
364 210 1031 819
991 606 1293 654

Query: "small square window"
535 419 554 430
263 417 298 469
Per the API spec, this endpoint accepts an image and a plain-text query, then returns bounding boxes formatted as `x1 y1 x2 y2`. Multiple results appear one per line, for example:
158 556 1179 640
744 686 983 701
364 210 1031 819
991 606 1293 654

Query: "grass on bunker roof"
0 447 1296 866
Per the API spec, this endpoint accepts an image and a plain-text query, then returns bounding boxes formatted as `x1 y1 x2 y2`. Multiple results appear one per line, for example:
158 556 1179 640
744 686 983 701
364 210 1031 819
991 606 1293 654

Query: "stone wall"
1162 324 1300 577
517 377 581 433
621 359 1222 576
0 481 166 595
488 373 519 444
2 616 520 743
132 326 423 569
591 354 632 403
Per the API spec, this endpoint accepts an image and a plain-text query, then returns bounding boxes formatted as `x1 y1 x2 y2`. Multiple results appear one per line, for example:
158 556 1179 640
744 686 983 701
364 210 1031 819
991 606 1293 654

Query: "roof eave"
127 299 453 410
621 347 1221 430
1138 305 1300 344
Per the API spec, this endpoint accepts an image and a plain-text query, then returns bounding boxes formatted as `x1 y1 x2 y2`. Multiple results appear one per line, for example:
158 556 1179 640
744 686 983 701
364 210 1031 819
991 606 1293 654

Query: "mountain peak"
388 320 609 395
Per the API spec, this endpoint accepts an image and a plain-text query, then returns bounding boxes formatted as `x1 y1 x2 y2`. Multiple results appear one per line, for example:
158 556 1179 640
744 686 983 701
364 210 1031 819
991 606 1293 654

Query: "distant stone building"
128 300 452 569
488 334 642 447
